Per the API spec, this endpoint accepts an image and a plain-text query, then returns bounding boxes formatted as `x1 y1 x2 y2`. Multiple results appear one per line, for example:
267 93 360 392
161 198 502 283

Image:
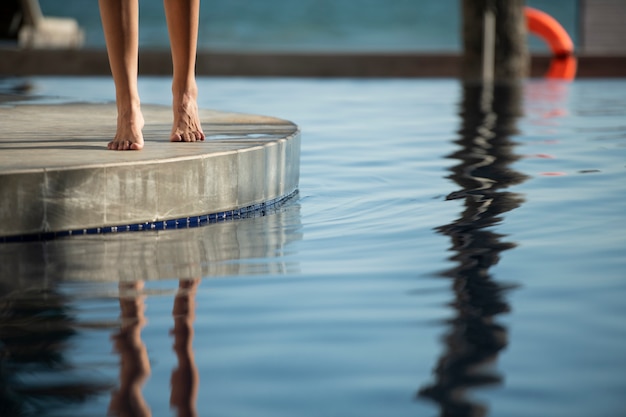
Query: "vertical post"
482 8 495 83
462 0 529 83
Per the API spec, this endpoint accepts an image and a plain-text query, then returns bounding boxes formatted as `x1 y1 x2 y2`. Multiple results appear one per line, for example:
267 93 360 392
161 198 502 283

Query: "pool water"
1 77 625 417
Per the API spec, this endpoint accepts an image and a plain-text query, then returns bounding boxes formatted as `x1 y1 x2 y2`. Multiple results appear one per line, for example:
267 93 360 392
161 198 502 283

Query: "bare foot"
108 107 145 151
170 92 205 142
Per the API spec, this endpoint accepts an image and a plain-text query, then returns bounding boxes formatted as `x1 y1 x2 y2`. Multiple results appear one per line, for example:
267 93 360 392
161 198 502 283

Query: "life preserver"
525 7 577 80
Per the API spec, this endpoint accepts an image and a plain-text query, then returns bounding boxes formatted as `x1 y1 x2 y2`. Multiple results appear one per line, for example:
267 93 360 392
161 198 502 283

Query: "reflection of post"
418 83 527 416
109 281 152 417
170 279 200 417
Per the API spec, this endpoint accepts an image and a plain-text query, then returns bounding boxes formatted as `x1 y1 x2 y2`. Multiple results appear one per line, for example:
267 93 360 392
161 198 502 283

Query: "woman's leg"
99 0 144 150
164 0 205 142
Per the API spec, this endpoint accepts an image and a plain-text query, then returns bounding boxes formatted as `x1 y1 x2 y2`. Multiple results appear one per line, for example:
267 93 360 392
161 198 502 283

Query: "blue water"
1 77 625 417
37 0 577 52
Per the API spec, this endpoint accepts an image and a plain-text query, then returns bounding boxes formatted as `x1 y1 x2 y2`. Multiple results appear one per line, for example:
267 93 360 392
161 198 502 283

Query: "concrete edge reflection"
0 199 302 285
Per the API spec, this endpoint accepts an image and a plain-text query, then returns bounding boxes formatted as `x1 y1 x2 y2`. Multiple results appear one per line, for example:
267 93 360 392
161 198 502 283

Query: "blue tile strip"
1 190 299 243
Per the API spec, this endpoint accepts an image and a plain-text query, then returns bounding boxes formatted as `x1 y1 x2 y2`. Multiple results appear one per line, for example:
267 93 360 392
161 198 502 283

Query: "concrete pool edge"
2 49 626 77
0 103 301 240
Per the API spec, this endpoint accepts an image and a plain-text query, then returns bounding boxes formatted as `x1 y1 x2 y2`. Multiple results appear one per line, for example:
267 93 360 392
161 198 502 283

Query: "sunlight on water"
1 78 625 417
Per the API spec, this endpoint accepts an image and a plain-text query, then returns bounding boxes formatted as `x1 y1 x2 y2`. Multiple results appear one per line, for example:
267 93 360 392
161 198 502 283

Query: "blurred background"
35 0 576 52
0 1 624 77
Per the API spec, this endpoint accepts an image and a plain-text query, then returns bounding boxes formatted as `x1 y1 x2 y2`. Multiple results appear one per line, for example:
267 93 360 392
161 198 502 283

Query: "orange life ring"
525 7 577 80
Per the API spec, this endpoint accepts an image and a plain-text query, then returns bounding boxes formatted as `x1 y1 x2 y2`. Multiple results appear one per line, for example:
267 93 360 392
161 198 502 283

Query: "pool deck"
0 103 300 240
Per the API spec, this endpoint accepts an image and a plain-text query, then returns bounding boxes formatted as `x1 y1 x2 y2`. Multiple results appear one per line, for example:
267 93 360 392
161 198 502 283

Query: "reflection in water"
0 204 301 416
418 83 527 416
169 279 200 417
109 281 152 417
0 202 302 283
109 279 200 417
0 288 111 416
0 78 34 104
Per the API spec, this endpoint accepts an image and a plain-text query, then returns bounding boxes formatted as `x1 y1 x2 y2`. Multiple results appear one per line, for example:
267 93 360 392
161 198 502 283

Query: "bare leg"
164 0 205 142
99 0 144 150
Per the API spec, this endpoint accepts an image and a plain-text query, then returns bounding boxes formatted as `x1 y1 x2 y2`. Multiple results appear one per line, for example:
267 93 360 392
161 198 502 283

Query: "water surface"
1 77 625 417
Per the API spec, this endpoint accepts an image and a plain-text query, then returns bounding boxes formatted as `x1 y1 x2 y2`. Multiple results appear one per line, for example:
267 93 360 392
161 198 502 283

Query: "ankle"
171 80 198 100
116 104 144 129
117 99 141 116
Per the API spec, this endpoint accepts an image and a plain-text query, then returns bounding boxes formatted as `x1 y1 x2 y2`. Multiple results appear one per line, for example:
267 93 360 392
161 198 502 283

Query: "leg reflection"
109 281 152 417
170 279 200 417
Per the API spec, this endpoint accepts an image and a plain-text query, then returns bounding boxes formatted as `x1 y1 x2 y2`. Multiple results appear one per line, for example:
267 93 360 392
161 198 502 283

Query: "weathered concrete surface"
0 103 300 238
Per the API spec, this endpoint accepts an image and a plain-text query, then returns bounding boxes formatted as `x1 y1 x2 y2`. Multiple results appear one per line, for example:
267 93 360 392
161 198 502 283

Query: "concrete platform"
0 103 300 240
